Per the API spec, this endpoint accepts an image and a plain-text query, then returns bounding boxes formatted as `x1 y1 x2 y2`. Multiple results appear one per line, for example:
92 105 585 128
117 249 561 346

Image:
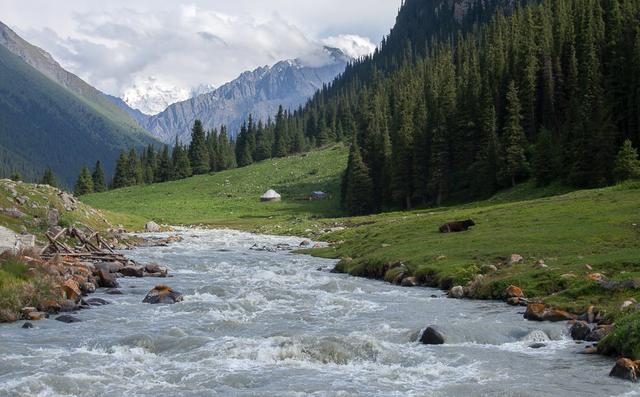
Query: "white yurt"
260 189 281 202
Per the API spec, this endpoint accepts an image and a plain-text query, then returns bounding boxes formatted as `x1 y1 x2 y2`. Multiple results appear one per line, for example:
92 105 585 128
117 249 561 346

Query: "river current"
0 229 637 396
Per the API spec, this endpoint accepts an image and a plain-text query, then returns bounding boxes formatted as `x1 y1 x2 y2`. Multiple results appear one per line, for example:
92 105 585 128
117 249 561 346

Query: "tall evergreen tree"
273 106 289 157
112 151 130 189
92 161 106 192
74 166 94 196
189 120 210 174
500 81 529 187
532 128 561 186
156 145 173 182
343 136 374 215
40 167 57 187
613 139 640 182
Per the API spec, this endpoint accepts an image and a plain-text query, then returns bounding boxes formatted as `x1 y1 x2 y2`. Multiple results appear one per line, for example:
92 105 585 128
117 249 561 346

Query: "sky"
1 1 400 113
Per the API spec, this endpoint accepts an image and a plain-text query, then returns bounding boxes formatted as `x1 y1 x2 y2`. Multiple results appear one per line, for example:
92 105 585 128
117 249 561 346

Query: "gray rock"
85 298 110 306
105 288 123 295
420 326 445 345
144 221 161 232
609 359 638 382
529 343 546 349
96 270 119 288
142 285 184 304
47 209 59 226
21 322 33 329
119 266 144 278
55 315 82 324
570 321 591 341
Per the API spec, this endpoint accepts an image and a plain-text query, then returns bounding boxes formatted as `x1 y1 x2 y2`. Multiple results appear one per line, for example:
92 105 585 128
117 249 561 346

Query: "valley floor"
81 147 640 361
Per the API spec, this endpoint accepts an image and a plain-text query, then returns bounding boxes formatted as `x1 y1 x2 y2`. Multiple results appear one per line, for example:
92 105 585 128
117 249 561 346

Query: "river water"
0 229 637 397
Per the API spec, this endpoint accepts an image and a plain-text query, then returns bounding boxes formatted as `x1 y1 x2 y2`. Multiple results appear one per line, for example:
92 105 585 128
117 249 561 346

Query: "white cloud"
322 35 377 59
2 1 400 112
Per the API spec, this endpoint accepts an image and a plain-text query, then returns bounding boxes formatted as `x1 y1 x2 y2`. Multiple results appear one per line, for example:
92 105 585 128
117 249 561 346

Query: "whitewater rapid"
0 229 637 396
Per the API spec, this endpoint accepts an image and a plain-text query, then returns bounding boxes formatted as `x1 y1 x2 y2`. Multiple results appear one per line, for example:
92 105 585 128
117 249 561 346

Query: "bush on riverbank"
600 312 640 360
0 252 59 322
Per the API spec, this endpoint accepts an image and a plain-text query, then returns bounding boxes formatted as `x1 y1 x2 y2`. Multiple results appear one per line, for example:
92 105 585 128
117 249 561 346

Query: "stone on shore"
505 285 524 298
506 254 524 266
420 326 445 345
120 265 144 278
449 286 464 299
144 221 161 232
401 277 418 287
96 269 119 288
586 325 613 342
142 285 184 304
524 303 576 322
609 358 638 382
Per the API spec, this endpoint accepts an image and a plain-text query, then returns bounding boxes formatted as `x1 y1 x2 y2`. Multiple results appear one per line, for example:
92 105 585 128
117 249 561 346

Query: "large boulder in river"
96 269 119 288
570 321 591 341
94 261 124 274
524 303 576 322
142 285 184 304
609 358 639 382
119 265 144 278
144 221 161 232
420 326 446 345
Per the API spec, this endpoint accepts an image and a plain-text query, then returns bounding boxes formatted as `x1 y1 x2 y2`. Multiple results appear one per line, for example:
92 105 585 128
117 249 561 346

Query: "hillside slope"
0 44 160 186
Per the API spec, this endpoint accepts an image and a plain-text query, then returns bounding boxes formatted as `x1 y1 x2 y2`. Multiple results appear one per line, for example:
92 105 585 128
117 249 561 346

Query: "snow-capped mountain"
113 47 351 143
122 77 201 115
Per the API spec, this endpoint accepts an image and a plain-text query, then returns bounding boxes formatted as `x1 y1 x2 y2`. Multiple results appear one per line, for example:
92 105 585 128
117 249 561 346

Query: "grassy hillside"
0 44 160 187
83 145 348 230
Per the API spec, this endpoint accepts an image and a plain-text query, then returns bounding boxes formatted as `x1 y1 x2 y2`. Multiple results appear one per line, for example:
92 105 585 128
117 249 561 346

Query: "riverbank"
79 149 640 376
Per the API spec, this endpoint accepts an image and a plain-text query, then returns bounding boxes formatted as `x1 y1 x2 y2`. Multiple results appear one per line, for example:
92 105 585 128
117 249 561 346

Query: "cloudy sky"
2 0 400 113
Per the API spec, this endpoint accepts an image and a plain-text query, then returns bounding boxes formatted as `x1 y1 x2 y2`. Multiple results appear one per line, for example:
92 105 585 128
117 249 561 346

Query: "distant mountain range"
112 48 351 143
0 21 160 186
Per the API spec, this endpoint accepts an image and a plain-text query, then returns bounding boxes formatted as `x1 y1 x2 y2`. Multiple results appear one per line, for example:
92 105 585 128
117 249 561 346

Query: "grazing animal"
439 219 476 233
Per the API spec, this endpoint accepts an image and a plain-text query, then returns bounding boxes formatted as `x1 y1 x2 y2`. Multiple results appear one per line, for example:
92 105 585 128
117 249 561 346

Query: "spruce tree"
92 161 106 192
471 91 499 197
156 145 173 182
532 128 561 186
40 167 57 187
273 106 288 157
500 81 529 187
74 166 94 196
128 148 143 185
613 139 640 182
10 172 21 182
343 136 374 215
173 143 192 179
189 120 210 174
112 151 130 189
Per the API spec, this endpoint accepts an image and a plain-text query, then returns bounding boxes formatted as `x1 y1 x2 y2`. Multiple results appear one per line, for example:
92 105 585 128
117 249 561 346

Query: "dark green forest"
83 0 640 216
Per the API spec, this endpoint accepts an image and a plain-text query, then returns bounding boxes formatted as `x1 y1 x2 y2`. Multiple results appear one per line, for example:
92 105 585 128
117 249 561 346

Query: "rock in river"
449 286 464 299
420 326 445 345
570 321 591 341
55 315 82 324
143 285 184 304
145 221 161 232
609 358 639 382
97 269 119 289
120 265 144 278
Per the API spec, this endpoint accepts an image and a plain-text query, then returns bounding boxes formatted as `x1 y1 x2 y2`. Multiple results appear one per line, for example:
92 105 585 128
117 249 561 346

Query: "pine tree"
74 166 94 196
128 148 143 185
532 128 561 186
10 172 21 182
112 151 130 189
173 142 192 179
273 106 288 157
92 161 106 192
343 136 374 215
613 139 640 182
189 120 210 174
471 90 499 197
40 167 57 187
500 81 529 187
156 145 173 182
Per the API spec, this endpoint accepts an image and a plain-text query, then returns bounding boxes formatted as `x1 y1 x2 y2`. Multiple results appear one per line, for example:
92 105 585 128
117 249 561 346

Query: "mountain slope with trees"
227 0 640 214
0 44 160 187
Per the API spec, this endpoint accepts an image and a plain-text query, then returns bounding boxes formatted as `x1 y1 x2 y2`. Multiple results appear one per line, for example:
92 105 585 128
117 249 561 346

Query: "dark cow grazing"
439 219 476 233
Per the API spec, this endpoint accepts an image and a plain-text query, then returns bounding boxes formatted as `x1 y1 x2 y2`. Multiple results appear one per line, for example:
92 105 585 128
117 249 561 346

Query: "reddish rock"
142 285 183 304
609 358 638 382
27 311 46 321
505 285 524 298
543 309 576 322
524 303 547 321
62 279 81 301
120 266 144 278
97 269 119 288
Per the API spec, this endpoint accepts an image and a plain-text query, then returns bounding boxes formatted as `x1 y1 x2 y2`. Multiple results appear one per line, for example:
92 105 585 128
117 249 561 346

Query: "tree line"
73 0 640 214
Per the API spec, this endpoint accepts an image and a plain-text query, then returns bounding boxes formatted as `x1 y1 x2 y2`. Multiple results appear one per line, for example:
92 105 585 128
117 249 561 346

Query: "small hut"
260 189 281 202
310 191 328 201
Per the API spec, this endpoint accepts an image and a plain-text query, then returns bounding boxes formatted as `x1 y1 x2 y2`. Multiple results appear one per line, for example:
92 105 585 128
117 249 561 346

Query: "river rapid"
0 229 638 397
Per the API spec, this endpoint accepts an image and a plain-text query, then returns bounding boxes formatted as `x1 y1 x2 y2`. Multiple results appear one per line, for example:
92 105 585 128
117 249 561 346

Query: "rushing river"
0 229 637 397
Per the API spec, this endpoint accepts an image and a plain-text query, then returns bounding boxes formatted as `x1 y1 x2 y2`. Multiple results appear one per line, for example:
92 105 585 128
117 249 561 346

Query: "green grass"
84 148 640 358
83 145 348 231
